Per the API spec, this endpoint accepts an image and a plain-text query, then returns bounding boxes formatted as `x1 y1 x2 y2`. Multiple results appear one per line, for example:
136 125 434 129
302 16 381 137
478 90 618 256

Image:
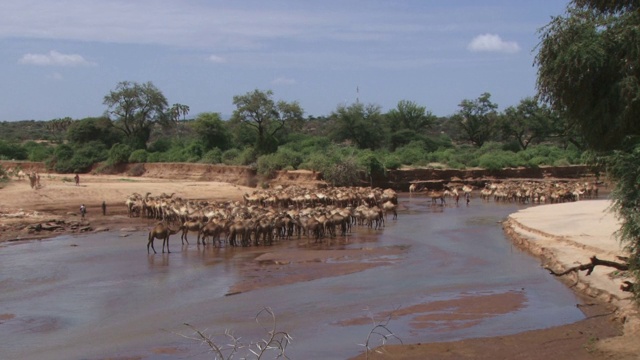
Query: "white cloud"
18 50 96 66
272 77 296 85
207 55 226 63
467 34 520 54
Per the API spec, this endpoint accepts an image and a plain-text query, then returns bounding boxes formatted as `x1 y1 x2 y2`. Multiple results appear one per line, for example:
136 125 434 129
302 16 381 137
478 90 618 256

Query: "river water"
0 196 585 359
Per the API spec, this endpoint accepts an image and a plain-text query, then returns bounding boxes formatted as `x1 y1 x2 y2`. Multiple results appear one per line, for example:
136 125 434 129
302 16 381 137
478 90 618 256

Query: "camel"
147 222 180 254
180 220 203 245
28 172 38 189
427 190 446 205
199 220 226 246
382 200 397 220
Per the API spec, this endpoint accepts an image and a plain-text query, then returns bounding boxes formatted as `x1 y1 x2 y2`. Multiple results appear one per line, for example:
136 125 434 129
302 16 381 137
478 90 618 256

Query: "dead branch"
545 255 629 276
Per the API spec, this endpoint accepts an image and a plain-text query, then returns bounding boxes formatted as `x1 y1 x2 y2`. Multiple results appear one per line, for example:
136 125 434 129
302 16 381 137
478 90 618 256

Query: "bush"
0 141 28 160
221 148 241 165
383 155 402 170
108 143 133 165
129 149 148 163
200 148 223 164
148 138 172 152
22 141 54 162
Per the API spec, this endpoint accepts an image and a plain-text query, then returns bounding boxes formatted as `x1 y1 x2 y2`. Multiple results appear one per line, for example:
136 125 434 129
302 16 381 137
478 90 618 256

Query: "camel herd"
133 186 399 253
479 180 599 204
5 167 41 189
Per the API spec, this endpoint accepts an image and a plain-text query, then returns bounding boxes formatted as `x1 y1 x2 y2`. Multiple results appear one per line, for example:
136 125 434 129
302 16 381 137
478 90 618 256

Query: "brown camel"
147 222 180 254
180 220 203 245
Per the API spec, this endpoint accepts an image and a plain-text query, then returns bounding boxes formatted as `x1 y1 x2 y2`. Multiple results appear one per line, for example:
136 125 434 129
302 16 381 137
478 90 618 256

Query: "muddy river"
0 196 585 359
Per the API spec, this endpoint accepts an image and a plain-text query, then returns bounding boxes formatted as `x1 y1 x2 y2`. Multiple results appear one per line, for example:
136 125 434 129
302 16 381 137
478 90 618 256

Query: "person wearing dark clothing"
102 201 107 215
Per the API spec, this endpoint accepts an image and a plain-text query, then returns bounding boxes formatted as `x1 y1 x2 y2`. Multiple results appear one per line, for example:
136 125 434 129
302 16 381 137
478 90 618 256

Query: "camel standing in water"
147 222 180 254
180 220 203 245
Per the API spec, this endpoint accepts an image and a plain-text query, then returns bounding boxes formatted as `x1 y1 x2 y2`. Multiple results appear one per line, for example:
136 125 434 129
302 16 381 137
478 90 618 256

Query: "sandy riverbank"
1 174 639 359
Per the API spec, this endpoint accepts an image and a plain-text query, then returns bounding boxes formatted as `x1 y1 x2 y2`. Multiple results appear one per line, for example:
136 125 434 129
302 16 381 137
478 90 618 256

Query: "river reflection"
0 196 586 359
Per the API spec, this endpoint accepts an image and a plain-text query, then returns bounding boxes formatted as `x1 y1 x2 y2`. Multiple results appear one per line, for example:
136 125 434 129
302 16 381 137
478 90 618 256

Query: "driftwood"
545 255 635 293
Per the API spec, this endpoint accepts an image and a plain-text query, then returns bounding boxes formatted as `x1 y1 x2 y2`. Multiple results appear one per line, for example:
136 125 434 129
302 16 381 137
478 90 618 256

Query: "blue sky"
0 1 569 121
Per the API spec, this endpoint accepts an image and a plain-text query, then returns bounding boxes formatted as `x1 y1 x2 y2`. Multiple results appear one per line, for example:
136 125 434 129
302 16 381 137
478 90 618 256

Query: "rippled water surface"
0 196 585 359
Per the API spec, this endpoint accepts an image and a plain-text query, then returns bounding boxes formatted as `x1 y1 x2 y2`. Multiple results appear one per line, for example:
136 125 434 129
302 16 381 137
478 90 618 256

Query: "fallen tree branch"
545 256 636 293
545 255 629 276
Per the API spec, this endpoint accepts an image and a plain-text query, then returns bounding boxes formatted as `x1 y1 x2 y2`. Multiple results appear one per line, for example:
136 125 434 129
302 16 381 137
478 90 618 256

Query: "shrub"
0 141 28 160
108 143 133 165
200 148 223 164
221 148 241 165
383 155 402 170
129 149 148 163
23 141 53 162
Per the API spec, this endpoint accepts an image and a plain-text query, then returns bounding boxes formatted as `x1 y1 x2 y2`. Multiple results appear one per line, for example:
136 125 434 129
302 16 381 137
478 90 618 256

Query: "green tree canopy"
103 81 173 149
66 117 120 148
535 1 640 151
330 102 385 150
499 97 555 150
231 89 304 154
191 112 232 151
452 93 498 147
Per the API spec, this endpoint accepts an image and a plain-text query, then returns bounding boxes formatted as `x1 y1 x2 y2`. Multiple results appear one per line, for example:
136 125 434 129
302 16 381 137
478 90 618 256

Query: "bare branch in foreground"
173 307 292 360
358 307 403 360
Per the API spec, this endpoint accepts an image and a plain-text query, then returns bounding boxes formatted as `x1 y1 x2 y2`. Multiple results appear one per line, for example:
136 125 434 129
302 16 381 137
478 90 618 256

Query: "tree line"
0 81 584 185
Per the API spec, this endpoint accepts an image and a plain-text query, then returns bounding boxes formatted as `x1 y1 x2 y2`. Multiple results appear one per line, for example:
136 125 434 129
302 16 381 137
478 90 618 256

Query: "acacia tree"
451 92 498 147
498 97 555 150
331 102 385 150
386 100 436 150
536 0 640 295
231 89 304 154
103 81 173 149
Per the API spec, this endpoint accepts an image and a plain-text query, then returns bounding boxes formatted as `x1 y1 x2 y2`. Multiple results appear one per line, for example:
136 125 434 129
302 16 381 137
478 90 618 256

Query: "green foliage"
452 92 499 147
330 102 385 150
190 112 232 151
0 120 51 142
129 149 148 163
323 156 363 187
477 151 523 171
108 143 133 165
231 89 304 155
383 154 402 170
22 141 54 162
604 144 640 296
148 137 172 153
394 141 429 166
221 148 241 165
0 140 28 160
54 143 74 161
200 148 223 164
257 147 304 176
47 142 107 173
103 81 171 148
535 2 640 151
66 117 120 148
